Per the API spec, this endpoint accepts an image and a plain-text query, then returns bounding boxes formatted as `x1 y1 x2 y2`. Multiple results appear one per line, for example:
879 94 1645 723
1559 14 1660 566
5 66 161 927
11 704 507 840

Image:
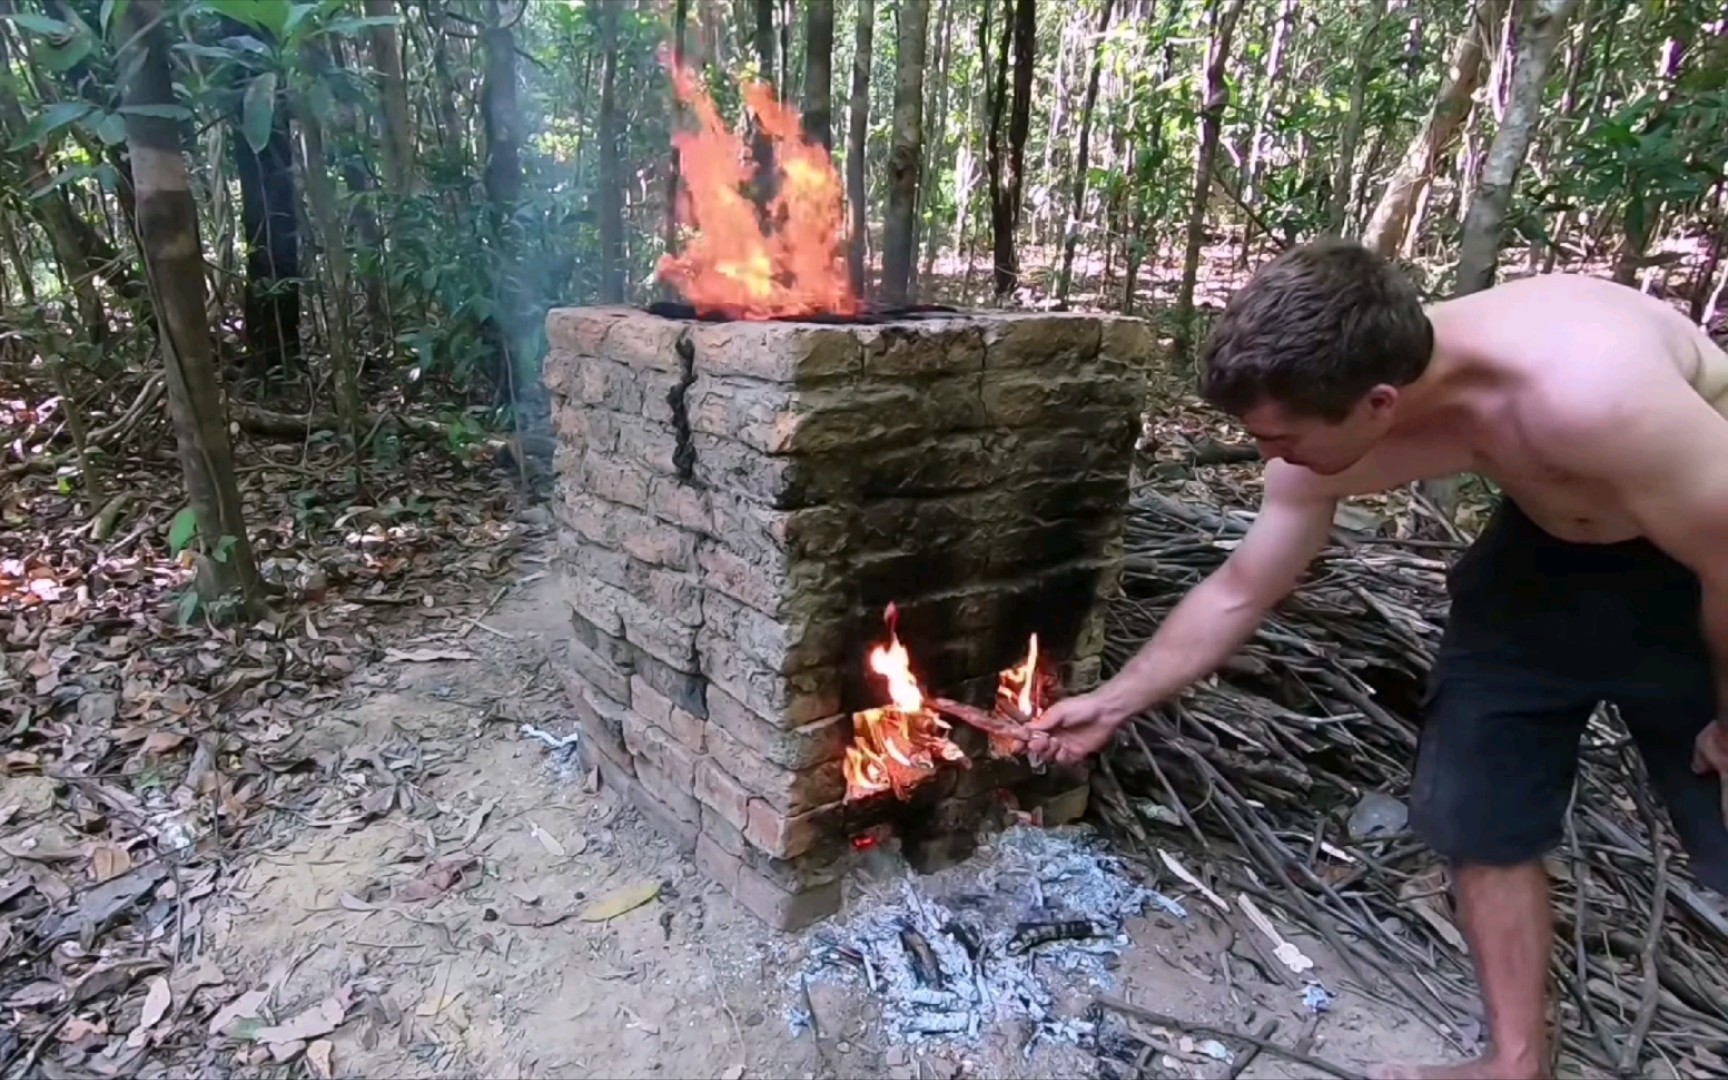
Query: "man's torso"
1319 273 1728 545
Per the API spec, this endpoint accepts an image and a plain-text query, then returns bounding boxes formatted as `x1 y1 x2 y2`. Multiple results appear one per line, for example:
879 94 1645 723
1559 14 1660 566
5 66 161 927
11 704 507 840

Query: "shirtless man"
1027 238 1728 1080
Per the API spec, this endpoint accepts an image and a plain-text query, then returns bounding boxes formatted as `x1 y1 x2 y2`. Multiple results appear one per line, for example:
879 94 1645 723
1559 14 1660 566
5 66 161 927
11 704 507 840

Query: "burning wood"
844 610 1063 802
843 605 968 803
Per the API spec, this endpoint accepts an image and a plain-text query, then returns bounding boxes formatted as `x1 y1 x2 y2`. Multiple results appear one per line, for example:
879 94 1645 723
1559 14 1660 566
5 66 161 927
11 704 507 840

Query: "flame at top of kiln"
656 56 859 321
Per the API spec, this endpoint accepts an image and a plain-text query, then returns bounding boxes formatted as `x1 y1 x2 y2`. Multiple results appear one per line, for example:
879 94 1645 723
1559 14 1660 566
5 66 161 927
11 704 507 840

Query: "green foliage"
167 507 199 553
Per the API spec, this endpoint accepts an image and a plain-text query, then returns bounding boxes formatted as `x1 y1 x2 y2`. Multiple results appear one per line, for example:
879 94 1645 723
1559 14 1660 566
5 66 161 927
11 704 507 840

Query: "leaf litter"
1 377 549 1076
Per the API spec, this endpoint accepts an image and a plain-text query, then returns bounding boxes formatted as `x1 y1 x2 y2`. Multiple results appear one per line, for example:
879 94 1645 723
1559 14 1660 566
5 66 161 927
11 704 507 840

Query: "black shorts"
1410 498 1728 892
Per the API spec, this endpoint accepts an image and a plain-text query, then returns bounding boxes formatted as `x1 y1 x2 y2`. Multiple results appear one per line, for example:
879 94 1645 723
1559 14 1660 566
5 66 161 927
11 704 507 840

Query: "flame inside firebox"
656 56 859 321
843 606 1055 804
843 605 966 803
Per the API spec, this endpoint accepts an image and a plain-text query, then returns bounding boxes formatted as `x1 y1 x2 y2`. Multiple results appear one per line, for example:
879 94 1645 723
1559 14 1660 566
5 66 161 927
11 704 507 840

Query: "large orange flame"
657 58 860 320
843 605 966 802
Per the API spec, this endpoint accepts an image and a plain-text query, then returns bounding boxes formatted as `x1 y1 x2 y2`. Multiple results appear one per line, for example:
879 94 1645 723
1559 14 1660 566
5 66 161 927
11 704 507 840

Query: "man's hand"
1693 718 1728 827
1026 692 1128 766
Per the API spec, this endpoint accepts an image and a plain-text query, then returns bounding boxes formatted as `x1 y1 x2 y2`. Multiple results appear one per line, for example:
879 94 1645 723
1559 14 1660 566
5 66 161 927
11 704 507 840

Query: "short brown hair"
1198 239 1433 422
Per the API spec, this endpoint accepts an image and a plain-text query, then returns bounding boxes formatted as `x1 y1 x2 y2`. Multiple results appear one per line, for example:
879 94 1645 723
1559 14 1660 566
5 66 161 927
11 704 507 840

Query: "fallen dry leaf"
579 880 661 922
7 980 63 1008
307 1039 335 1079
128 975 171 1047
394 853 478 903
253 993 348 1045
208 988 269 1036
89 842 132 882
140 731 186 755
339 891 380 912
721 1065 746 1080
384 647 476 663
527 819 566 858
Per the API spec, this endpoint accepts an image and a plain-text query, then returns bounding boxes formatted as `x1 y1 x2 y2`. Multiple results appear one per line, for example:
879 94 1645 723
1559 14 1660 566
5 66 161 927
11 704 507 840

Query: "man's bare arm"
1542 375 1728 706
1090 461 1339 721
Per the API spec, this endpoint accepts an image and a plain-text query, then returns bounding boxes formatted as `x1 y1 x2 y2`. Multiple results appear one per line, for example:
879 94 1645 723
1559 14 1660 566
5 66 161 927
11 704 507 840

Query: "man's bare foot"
1366 1055 1542 1080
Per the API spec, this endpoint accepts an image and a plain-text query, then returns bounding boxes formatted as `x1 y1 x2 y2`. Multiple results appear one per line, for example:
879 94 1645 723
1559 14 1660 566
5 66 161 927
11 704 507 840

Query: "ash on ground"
787 824 1183 1056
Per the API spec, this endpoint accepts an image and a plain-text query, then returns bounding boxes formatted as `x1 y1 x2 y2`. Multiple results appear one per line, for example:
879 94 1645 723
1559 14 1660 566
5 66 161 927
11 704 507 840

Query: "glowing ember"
656 56 859 320
843 605 967 802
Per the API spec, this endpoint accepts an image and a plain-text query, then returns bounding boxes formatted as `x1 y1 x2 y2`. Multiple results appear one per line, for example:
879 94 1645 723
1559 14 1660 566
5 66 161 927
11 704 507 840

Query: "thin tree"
846 0 876 295
119 0 262 618
1328 0 1391 236
990 0 1036 299
481 0 526 397
664 0 688 261
365 0 414 196
1171 0 1247 362
1455 0 1581 292
882 0 931 304
1055 0 1114 304
802 0 834 149
1361 0 1507 257
597 0 626 302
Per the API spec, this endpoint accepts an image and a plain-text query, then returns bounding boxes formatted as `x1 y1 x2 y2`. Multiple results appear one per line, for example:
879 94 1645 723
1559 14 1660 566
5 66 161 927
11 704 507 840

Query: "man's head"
1198 238 1433 475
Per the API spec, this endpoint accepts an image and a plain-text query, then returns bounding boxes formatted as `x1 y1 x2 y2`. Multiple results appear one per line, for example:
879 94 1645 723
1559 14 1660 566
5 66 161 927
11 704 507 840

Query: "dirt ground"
195 533 1462 1080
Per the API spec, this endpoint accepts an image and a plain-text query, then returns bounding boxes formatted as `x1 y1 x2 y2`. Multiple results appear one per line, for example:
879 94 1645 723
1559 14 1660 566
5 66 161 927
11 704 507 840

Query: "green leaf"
118 103 192 120
37 33 95 74
317 15 401 36
168 507 200 553
206 0 269 32
0 11 73 36
99 0 131 36
94 111 128 146
241 71 277 153
213 535 238 564
284 2 317 37
10 102 92 150
176 589 201 626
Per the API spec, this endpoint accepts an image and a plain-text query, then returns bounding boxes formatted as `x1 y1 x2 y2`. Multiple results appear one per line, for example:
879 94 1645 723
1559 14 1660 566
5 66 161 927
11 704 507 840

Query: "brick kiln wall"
542 305 1153 929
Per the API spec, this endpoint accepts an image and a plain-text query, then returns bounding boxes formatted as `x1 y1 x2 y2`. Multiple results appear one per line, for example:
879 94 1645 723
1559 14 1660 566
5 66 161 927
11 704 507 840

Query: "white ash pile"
787 824 1184 1053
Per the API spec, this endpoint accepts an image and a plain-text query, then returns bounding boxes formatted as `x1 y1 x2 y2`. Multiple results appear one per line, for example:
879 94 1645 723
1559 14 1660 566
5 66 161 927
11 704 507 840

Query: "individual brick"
630 675 705 752
560 533 629 592
705 686 847 771
693 756 752 833
646 476 713 534
601 306 688 373
980 312 1102 371
616 414 682 475
699 589 845 676
555 665 632 775
546 306 626 357
857 319 985 378
745 799 845 861
685 319 863 384
705 722 845 813
634 759 701 827
581 450 652 510
694 832 743 892
730 859 843 930
626 645 707 717
628 780 699 854
555 490 618 549
622 711 697 793
1096 312 1157 367
698 631 842 728
551 635 631 705
567 606 634 671
566 570 628 638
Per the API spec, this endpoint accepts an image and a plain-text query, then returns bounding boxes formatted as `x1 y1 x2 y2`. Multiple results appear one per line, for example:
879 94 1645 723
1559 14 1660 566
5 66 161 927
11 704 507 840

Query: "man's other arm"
1089 461 1339 721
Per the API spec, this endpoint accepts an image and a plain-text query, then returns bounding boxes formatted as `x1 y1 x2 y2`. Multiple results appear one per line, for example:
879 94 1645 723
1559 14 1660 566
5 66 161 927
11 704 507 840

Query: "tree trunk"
753 0 777 85
1055 0 1114 304
1454 0 1580 293
1172 0 1247 362
481 0 526 398
991 0 1036 299
914 0 954 292
1243 0 1297 204
597 0 626 303
802 0 835 149
222 17 301 374
1328 0 1389 235
365 0 414 196
665 0 689 262
120 0 261 618
846 0 876 295
295 45 363 447
881 0 931 305
1361 0 1506 257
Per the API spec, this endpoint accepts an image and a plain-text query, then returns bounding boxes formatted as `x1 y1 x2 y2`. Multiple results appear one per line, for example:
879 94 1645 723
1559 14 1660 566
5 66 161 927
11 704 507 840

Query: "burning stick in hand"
930 698 1034 758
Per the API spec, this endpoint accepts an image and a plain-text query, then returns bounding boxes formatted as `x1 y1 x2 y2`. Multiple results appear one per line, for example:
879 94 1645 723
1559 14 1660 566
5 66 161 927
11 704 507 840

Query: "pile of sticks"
1096 488 1728 1078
